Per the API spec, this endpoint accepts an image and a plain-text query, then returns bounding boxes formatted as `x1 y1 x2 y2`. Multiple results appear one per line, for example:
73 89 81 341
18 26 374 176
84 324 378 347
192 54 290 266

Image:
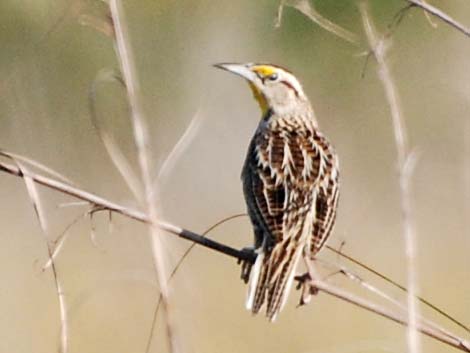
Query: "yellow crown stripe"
252 65 277 77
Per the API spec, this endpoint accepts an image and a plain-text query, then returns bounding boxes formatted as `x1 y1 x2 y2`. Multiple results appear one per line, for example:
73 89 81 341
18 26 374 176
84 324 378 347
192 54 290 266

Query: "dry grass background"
0 1 469 353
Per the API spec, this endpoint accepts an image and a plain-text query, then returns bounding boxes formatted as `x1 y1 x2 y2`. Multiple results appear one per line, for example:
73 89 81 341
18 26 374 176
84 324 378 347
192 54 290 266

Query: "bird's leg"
295 253 321 306
294 272 311 288
237 247 257 283
294 272 319 306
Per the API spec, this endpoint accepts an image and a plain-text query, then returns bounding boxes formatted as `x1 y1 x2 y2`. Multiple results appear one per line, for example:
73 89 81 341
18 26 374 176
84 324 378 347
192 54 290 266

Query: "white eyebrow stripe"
281 71 304 97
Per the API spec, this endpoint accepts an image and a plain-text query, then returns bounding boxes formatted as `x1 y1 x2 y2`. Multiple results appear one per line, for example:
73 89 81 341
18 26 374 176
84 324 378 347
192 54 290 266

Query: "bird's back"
242 112 338 320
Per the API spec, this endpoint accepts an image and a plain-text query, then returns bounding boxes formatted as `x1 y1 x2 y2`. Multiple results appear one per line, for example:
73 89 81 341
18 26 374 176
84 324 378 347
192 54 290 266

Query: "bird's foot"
295 272 319 307
237 247 257 283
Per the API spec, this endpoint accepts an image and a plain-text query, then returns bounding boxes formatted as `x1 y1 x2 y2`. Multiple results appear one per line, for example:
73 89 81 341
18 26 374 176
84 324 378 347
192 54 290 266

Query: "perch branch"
303 258 470 353
0 157 469 352
0 160 254 263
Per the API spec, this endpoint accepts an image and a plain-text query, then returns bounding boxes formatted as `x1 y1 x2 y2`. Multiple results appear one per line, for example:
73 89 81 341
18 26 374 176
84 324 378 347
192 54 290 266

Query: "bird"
214 63 339 321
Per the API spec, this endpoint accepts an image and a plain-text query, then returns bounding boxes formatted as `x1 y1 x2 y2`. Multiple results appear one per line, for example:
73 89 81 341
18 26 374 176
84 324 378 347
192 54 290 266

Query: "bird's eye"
267 73 278 81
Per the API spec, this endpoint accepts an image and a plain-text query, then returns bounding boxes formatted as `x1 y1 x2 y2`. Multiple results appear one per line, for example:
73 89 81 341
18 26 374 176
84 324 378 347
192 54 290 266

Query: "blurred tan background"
1 1 469 353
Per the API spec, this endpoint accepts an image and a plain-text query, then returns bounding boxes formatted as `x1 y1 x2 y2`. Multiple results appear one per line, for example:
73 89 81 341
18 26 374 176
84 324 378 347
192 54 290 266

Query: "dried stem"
88 68 144 203
303 257 470 353
276 0 359 44
1 157 469 352
0 152 69 353
405 0 470 38
0 160 253 262
145 213 246 353
3 1 468 352
317 258 464 347
108 1 178 350
325 243 470 334
360 3 420 353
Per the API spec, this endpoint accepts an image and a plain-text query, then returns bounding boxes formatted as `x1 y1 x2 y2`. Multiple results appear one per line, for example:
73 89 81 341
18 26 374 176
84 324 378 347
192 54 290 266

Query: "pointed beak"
213 63 257 82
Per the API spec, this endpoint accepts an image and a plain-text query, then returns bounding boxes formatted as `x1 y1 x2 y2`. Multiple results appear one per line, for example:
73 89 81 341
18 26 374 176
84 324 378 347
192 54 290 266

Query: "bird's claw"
294 272 319 307
238 247 256 283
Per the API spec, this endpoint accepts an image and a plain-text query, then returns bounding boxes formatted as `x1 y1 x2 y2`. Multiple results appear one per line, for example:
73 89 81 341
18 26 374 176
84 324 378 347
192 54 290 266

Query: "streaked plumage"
215 63 339 320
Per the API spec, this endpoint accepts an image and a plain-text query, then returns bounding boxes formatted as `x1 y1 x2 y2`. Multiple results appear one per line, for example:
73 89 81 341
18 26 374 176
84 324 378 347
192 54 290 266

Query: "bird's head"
214 63 310 117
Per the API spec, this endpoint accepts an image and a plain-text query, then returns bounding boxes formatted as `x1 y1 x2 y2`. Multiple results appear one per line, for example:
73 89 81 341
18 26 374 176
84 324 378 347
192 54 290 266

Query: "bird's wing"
309 134 340 255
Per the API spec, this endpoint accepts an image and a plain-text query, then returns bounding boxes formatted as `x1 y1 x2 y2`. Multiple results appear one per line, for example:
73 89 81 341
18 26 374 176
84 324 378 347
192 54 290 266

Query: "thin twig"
404 0 470 37
88 68 144 203
316 258 464 346
43 207 94 270
360 3 420 353
145 213 246 353
303 257 470 353
155 104 205 188
0 160 253 262
325 244 470 334
1 153 69 353
109 1 178 350
276 0 359 45
1 158 469 352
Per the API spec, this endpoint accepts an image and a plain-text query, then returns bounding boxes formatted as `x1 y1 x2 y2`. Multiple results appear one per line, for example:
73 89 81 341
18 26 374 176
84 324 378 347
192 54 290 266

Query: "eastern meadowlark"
215 63 339 321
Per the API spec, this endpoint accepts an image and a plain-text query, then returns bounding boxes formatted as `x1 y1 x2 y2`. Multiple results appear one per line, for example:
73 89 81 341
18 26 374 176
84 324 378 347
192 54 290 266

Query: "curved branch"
0 160 255 263
1 158 468 352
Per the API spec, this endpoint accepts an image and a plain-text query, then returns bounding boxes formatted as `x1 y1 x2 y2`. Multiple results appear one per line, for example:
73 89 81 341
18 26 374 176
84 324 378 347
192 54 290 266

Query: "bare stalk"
359 3 420 353
405 0 470 37
1 153 69 353
325 243 470 334
89 69 144 204
107 1 178 350
276 0 359 44
145 213 246 353
316 258 464 347
0 160 252 262
303 257 470 353
1 157 469 352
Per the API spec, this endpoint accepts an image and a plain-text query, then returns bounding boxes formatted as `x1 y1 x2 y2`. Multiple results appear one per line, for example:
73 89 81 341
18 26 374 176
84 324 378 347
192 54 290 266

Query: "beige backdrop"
0 1 469 353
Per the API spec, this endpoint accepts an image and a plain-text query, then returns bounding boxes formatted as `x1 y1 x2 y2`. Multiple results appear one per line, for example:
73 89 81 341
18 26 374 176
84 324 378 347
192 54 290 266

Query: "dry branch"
2 1 469 352
0 160 253 262
360 3 421 353
0 157 469 352
89 68 144 203
0 151 69 353
110 0 185 349
405 0 470 37
302 258 470 353
276 0 359 44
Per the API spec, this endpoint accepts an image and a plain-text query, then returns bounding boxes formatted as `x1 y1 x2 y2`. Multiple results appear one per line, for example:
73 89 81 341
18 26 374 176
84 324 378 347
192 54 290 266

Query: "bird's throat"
248 82 269 117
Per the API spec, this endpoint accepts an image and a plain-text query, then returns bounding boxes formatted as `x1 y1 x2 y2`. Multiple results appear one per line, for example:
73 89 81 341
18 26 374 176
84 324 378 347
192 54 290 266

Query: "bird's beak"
213 63 257 82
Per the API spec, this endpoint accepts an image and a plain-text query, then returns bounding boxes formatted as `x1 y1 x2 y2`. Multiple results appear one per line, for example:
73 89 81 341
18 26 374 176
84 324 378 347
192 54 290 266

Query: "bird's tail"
245 238 304 321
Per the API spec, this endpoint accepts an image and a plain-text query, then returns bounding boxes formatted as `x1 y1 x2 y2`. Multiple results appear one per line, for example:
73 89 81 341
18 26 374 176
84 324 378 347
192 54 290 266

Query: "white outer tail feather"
246 249 264 311
245 245 304 321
